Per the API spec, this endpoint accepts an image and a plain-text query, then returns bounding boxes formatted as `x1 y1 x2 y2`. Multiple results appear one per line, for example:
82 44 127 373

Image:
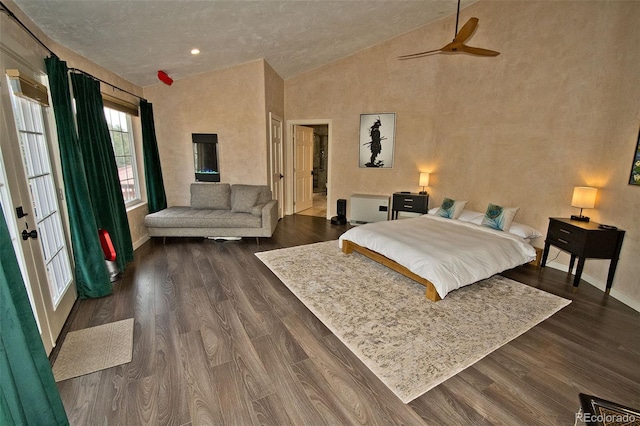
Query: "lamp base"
418 191 428 195
570 214 590 222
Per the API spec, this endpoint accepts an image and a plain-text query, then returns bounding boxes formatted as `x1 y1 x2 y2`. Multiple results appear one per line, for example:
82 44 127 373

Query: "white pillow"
457 210 484 223
508 222 543 240
434 198 468 219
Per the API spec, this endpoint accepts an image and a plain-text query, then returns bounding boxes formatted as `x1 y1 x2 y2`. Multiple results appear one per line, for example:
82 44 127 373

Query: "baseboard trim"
545 261 639 313
133 235 150 250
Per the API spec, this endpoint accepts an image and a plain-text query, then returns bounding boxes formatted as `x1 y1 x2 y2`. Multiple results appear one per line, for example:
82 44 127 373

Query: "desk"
541 218 625 292
391 193 428 219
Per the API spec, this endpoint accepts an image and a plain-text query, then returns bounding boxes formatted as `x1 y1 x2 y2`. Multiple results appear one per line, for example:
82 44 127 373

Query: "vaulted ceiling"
10 0 476 87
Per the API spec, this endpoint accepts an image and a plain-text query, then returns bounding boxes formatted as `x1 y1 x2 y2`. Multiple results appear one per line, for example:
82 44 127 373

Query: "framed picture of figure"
359 113 396 168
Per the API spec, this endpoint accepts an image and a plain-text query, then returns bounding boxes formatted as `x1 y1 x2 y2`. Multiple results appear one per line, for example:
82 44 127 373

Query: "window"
9 88 73 307
104 107 140 205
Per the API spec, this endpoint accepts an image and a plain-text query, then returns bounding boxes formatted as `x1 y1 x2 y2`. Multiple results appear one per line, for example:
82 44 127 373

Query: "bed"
338 213 538 301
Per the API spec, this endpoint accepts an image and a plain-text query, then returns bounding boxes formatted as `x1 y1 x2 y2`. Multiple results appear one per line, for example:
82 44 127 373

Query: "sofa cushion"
231 185 262 213
191 183 231 210
144 207 261 228
256 186 272 205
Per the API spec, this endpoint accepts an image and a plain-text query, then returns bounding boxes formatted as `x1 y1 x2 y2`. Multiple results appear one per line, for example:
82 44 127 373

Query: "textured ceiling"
11 0 476 87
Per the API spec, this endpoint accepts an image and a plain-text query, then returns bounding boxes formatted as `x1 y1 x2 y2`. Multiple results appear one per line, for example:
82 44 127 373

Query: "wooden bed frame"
341 239 442 301
341 240 543 302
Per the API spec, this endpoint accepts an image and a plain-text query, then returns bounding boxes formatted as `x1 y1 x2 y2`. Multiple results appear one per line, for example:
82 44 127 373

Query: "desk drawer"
392 194 427 213
547 220 586 253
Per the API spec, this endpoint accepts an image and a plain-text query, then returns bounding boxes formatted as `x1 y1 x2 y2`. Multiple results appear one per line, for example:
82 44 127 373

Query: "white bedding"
338 214 537 299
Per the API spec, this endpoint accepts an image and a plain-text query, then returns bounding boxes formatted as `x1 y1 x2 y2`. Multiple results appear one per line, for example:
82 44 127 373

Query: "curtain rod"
1 1 147 103
69 68 147 102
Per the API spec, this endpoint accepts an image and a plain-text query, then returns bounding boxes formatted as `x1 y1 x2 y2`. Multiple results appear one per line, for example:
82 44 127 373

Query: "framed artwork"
359 113 396 168
629 127 640 186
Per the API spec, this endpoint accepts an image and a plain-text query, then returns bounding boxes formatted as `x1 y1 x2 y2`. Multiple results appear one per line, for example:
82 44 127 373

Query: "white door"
294 125 314 213
269 113 284 219
0 147 54 351
1 64 76 354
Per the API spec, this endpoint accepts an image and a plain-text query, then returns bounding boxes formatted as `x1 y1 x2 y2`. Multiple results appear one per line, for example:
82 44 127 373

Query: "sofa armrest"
261 199 279 236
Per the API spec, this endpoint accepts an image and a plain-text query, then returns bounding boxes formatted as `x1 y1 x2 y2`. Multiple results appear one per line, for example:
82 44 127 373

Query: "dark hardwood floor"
54 215 640 425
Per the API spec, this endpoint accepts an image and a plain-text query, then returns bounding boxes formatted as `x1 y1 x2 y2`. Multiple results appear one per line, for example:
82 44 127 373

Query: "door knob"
22 223 38 240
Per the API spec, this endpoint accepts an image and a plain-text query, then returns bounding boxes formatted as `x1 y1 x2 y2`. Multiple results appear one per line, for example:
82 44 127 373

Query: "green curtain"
139 100 167 213
70 73 134 272
44 56 111 299
0 204 69 425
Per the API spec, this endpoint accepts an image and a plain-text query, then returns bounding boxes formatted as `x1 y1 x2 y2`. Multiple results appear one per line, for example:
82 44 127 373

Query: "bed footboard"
341 240 442 302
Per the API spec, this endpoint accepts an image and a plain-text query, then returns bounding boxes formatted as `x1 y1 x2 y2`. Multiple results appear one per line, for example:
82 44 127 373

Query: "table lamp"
419 173 430 195
571 186 597 222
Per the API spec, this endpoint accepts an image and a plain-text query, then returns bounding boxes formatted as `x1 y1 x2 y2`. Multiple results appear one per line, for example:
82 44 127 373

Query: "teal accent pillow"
434 198 468 219
481 203 519 231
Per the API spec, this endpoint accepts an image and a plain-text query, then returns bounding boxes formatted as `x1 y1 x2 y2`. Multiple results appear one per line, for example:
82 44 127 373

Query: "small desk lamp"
419 172 430 195
571 186 597 222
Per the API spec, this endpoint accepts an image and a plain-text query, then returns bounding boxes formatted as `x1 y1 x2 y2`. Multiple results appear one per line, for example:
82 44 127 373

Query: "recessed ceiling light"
191 48 200 55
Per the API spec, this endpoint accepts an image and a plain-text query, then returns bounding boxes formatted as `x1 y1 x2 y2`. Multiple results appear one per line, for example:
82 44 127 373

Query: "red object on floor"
98 229 117 261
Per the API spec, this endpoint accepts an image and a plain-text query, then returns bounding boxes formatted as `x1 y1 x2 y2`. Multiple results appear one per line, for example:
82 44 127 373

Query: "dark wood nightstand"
391 193 428 219
541 217 625 292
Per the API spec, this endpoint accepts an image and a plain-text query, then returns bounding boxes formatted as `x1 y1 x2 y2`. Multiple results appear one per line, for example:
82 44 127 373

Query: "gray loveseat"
144 183 278 239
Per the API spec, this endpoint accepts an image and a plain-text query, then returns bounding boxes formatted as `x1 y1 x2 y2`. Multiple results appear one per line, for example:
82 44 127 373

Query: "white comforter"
338 214 537 299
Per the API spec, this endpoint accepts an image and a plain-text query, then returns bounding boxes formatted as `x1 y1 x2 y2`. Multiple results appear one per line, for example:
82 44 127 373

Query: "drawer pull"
560 228 571 234
404 198 413 202
403 205 412 208
558 238 569 244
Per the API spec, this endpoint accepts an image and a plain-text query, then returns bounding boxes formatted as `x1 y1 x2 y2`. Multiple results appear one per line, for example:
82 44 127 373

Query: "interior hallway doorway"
286 120 331 219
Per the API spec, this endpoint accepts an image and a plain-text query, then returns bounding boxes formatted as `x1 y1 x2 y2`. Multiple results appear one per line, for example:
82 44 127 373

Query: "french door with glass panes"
1 63 76 354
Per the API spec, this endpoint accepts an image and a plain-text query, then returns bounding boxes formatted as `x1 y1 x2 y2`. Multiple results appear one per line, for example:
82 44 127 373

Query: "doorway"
287 120 331 219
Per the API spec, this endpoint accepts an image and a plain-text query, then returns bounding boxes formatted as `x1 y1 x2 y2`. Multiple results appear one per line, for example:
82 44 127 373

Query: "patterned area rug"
256 241 570 403
52 318 134 382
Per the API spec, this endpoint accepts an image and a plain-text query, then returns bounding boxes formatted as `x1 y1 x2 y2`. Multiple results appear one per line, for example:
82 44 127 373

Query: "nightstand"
391 193 428 219
541 217 625 292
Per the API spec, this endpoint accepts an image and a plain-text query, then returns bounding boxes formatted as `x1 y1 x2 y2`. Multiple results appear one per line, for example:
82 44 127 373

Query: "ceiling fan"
398 0 500 60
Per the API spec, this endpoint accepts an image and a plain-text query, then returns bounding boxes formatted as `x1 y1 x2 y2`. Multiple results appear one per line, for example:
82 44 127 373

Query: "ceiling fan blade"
454 17 479 43
439 40 460 53
460 45 500 56
398 48 442 60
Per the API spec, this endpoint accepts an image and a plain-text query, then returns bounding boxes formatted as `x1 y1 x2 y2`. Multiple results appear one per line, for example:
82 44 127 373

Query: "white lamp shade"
571 186 597 209
419 172 430 187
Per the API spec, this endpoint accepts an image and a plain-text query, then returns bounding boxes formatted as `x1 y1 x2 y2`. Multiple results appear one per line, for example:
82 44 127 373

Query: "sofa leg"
163 236 166 245
255 237 260 247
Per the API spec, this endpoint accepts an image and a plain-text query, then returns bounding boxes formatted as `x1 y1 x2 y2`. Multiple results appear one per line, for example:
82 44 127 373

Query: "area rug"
52 318 134 382
256 241 570 403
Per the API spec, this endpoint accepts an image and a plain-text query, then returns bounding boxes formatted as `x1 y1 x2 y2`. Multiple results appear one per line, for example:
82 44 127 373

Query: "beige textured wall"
143 60 269 207
285 1 640 305
264 61 285 191
265 61 285 121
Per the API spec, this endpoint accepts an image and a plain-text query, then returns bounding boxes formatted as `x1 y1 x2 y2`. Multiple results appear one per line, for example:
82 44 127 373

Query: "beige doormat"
53 318 134 382
256 241 570 403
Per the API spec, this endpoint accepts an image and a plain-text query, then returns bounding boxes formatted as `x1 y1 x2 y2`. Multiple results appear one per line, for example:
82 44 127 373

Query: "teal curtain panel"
140 100 167 213
0 204 69 425
44 56 111 299
70 72 134 272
